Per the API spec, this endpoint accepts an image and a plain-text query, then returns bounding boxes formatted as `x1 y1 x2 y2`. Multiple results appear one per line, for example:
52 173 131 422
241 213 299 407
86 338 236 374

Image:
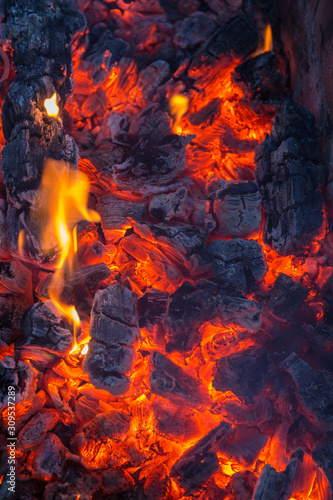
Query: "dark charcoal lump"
84 283 139 396
20 301 73 354
149 351 209 408
138 288 169 328
234 52 288 105
267 273 309 320
208 239 267 293
312 436 333 496
213 346 271 404
170 421 233 494
203 14 259 59
282 353 333 431
255 99 326 255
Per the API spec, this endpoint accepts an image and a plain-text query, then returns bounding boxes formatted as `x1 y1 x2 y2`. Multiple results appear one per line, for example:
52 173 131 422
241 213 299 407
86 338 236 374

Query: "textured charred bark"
1 0 85 257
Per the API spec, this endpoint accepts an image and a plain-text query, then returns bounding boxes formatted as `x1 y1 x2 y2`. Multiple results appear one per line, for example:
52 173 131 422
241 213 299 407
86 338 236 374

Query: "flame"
26 159 100 337
44 92 59 117
169 94 189 134
81 344 88 355
264 25 273 52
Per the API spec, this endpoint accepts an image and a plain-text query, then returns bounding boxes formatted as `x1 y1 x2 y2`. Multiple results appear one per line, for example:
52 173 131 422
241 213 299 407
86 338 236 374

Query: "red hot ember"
0 0 332 499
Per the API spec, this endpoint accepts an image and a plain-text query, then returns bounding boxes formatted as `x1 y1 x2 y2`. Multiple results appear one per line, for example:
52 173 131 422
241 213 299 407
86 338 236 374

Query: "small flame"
169 94 189 134
44 92 59 117
27 159 100 337
264 24 273 52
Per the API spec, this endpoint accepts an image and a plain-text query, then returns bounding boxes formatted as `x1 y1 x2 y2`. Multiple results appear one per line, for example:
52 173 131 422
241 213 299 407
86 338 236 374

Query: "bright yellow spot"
81 344 89 355
44 92 59 117
169 94 189 134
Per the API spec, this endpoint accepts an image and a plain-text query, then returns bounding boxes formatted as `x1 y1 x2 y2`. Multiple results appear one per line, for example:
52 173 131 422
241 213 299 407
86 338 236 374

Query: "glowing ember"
44 92 59 117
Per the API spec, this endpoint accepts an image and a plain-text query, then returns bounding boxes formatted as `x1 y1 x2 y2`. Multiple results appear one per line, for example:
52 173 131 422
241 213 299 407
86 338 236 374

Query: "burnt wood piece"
111 134 195 194
102 468 135 494
234 52 287 105
98 195 146 236
224 425 268 466
84 283 139 396
149 351 210 408
138 288 169 328
128 103 172 145
282 353 333 431
164 280 262 353
255 99 326 255
267 273 309 320
212 181 262 238
149 186 193 222
173 12 218 49
202 14 259 59
207 239 267 294
213 346 271 403
0 355 37 411
1 0 85 255
152 401 200 440
44 464 101 500
20 301 73 354
170 421 233 494
26 433 66 481
312 437 333 496
18 409 59 451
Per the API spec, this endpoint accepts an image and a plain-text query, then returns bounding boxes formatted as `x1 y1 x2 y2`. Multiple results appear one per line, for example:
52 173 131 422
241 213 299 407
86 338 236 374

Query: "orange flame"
169 94 189 134
44 92 59 117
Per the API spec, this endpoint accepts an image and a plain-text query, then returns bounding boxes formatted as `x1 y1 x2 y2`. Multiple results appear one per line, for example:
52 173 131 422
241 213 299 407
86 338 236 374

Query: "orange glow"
44 92 59 117
169 94 189 134
264 25 273 52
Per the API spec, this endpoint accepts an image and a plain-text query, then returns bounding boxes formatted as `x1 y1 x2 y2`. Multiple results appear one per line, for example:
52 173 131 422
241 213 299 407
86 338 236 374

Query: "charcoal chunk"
255 99 326 255
213 181 262 238
267 273 309 319
208 239 267 293
312 436 333 496
170 421 233 494
213 346 271 403
203 14 259 59
84 284 139 396
282 353 333 431
224 425 268 466
149 351 209 408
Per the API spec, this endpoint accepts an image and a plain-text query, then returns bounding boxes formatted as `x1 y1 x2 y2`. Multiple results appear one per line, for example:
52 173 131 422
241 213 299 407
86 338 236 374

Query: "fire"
44 92 59 117
25 159 100 336
169 94 189 134
264 25 273 52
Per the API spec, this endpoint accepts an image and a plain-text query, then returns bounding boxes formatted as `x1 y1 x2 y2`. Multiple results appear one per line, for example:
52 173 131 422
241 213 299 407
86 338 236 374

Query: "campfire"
0 0 332 499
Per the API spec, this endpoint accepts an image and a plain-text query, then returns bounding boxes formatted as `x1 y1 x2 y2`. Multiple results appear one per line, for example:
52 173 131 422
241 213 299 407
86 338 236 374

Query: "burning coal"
0 1 332 499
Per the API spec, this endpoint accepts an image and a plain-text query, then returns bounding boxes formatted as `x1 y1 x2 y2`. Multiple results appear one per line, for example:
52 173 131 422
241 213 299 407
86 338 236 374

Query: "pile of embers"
0 0 333 499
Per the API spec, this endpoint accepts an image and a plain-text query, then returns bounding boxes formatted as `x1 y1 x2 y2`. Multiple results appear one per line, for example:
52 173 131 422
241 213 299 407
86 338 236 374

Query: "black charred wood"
234 52 288 105
224 425 268 466
84 283 139 396
170 421 233 494
149 351 210 408
312 436 333 497
138 288 169 328
267 273 309 320
203 14 259 59
255 99 326 255
282 353 333 431
213 346 271 404
20 301 73 354
207 238 267 294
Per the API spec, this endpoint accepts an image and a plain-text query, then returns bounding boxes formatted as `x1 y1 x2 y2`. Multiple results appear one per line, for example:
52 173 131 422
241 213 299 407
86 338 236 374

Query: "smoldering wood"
212 181 262 238
191 199 216 233
1 0 84 254
224 425 268 466
252 464 289 500
84 283 139 396
312 437 333 496
282 353 333 431
227 470 257 500
102 467 135 494
170 421 233 494
207 238 267 293
152 400 200 440
267 273 309 320
111 134 195 194
189 97 222 126
138 288 169 328
26 433 66 482
149 351 210 408
173 12 218 50
43 464 101 500
20 301 73 354
148 186 193 222
62 262 111 294
163 280 262 352
128 103 172 145
202 14 259 59
213 346 271 404
98 194 146 234
0 355 37 410
255 99 326 255
234 52 287 105
17 408 59 451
